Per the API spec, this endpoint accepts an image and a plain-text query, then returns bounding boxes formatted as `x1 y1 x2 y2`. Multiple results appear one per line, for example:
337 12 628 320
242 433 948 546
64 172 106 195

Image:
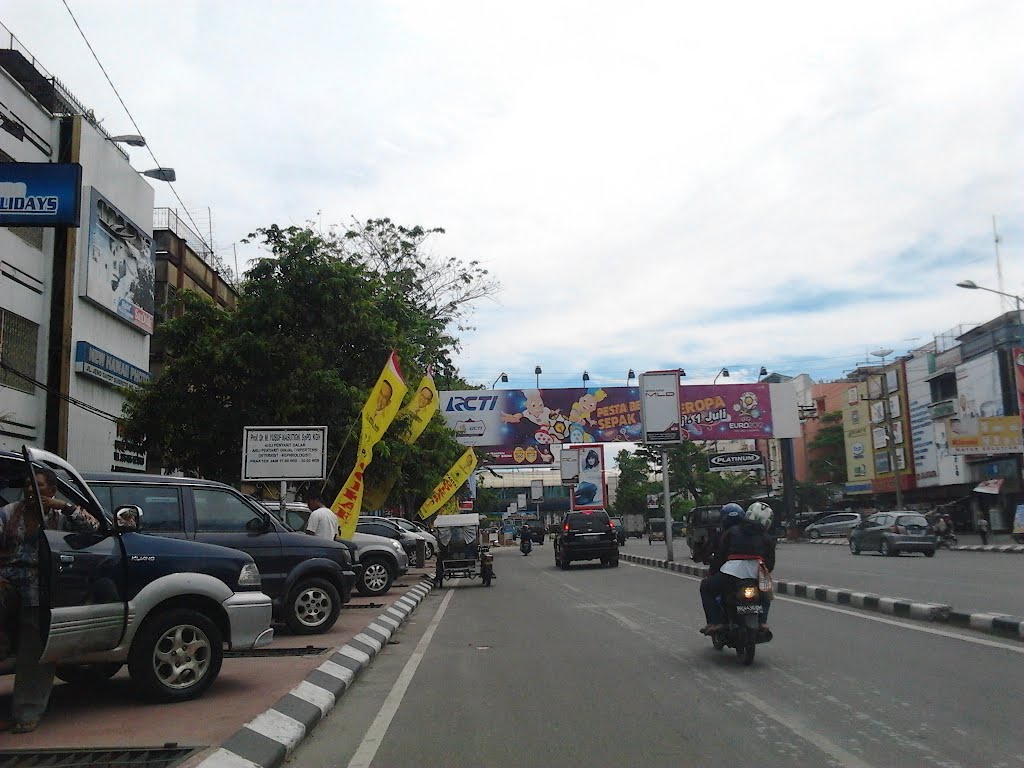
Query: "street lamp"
582 371 590 386
140 167 176 182
757 366 768 382
108 134 147 147
491 372 509 388
627 369 636 384
957 279 1023 321
679 369 686 378
713 367 730 384
534 365 542 388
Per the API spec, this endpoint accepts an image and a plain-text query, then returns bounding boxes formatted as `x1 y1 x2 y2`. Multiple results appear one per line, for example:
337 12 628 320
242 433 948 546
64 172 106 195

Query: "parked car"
554 509 619 569
2 447 274 703
803 511 862 539
357 517 421 560
609 516 627 545
84 473 357 635
849 512 937 557
386 516 438 557
269 502 410 597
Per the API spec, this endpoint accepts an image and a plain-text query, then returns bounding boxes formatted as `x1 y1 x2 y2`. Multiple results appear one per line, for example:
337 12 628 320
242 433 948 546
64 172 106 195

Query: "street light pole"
662 449 674 563
957 280 1024 325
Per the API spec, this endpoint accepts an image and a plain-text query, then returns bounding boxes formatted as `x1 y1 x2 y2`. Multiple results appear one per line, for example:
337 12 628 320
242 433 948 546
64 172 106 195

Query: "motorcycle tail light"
741 585 759 600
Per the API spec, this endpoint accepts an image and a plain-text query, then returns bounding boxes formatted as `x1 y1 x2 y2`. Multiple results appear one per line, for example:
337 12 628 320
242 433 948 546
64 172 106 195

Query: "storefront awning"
973 479 1004 495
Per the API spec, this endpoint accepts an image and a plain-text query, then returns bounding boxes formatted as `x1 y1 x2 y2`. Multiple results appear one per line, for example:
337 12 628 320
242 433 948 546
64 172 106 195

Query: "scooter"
939 532 958 549
520 536 533 555
706 578 772 666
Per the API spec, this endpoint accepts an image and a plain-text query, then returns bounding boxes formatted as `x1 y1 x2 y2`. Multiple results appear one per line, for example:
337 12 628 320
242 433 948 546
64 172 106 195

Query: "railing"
153 208 213 258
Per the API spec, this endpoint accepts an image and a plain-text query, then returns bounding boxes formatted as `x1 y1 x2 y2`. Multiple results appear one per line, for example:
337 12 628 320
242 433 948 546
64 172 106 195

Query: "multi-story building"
1 23 154 472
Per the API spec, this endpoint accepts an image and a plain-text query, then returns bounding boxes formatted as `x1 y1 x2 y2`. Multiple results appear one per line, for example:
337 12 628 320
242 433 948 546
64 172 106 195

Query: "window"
193 487 263 532
0 308 39 394
111 485 182 532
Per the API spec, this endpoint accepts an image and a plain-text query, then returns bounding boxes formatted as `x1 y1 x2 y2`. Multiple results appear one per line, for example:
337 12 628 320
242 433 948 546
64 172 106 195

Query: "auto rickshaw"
433 513 495 587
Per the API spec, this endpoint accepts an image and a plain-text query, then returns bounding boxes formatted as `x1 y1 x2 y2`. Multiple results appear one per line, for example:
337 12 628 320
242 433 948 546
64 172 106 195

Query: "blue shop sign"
0 162 83 226
74 341 150 390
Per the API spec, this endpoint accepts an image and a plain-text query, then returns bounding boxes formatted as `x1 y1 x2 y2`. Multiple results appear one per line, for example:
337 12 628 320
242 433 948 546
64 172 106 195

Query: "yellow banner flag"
439 497 460 516
419 447 477 519
332 352 408 539
362 373 439 510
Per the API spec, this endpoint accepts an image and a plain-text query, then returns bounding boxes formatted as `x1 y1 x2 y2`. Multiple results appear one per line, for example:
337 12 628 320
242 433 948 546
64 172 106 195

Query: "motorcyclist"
699 502 776 635
520 523 532 552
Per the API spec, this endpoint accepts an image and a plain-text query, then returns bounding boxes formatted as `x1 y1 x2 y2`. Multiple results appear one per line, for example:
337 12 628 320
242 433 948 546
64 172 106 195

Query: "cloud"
6 0 1023 389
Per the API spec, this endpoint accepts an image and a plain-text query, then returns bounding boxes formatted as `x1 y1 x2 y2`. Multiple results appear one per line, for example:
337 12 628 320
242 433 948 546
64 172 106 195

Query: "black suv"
85 473 358 635
1 448 273 703
525 520 547 544
554 510 619 569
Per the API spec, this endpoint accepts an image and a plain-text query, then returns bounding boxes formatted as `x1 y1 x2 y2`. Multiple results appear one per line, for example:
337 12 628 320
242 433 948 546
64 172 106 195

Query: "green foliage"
608 450 657 516
794 480 831 512
808 410 847 482
122 219 498 512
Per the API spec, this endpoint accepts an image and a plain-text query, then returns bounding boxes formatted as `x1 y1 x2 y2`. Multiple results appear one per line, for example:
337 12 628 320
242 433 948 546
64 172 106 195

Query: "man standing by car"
304 492 338 541
1 468 99 733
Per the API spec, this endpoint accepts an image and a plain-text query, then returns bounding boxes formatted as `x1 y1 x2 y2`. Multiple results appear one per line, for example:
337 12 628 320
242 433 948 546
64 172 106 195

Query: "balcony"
928 399 957 420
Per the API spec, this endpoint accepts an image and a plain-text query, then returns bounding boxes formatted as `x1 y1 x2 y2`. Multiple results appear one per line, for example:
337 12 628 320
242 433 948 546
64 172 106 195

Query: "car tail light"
563 523 570 532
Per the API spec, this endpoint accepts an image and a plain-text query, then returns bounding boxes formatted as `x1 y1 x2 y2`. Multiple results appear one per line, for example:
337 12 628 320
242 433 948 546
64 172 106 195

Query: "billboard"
949 353 1023 454
560 447 581 485
0 162 82 226
843 382 874 489
708 451 764 472
639 370 681 444
242 426 328 481
440 382 796 460
570 444 606 510
83 188 155 334
906 354 939 487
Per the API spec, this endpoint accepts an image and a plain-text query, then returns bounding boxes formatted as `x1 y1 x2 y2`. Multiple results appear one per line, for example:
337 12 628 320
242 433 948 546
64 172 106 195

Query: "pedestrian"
977 515 990 546
1 467 100 733
304 492 338 540
935 515 947 538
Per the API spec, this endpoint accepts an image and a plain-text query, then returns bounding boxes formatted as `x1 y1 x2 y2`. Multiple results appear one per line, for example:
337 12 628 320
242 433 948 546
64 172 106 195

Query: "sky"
6 1 1024 391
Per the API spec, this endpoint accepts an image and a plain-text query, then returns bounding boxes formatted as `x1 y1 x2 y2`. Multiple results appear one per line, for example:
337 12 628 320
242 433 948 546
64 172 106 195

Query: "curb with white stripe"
195 578 435 768
619 552 1024 640
783 537 1024 553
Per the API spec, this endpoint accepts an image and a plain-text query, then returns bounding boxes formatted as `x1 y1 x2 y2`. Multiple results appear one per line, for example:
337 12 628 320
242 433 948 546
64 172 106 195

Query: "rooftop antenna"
994 215 1008 312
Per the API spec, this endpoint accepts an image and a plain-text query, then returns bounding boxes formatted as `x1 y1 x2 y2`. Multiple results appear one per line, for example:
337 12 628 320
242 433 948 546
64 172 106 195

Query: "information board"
242 426 328 481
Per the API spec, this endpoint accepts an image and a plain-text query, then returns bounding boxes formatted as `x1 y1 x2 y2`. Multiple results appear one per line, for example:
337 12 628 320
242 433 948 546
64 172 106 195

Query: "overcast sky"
7 1 1023 390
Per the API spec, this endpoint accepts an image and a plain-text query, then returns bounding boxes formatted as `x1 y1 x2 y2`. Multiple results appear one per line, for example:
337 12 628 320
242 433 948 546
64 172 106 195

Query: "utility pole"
662 449 674 562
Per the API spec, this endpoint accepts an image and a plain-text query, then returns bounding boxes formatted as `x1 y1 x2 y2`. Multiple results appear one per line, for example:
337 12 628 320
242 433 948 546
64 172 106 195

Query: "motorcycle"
939 532 958 549
707 578 772 666
520 536 532 555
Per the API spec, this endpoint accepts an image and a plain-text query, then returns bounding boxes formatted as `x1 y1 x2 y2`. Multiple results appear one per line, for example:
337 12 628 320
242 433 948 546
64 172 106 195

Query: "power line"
59 0 213 254
0 360 122 423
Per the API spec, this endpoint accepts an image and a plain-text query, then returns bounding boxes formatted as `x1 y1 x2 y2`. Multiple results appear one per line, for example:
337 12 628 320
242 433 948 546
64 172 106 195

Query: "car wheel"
424 542 434 559
56 662 123 686
809 529 821 539
560 555 571 570
610 554 619 568
128 608 222 703
849 539 860 555
880 539 895 557
286 577 341 635
924 549 936 557
357 558 394 597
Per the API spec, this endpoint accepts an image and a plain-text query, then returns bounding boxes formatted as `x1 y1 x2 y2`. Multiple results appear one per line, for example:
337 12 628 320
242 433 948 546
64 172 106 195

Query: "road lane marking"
347 588 455 768
737 691 875 768
623 560 1024 655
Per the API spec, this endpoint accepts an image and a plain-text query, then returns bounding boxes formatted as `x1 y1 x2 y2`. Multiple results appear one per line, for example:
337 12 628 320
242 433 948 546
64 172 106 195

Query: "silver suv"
803 512 863 538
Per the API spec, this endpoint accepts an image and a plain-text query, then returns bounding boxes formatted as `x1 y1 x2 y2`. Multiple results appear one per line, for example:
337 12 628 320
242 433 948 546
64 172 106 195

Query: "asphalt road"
621 538 1024 617
293 545 1024 767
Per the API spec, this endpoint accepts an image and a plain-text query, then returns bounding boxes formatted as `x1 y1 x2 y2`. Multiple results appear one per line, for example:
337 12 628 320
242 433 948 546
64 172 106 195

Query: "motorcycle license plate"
735 605 764 614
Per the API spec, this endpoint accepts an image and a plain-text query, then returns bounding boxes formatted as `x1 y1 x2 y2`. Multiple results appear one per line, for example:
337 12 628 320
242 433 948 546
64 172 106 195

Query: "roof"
432 513 480 527
82 471 230 488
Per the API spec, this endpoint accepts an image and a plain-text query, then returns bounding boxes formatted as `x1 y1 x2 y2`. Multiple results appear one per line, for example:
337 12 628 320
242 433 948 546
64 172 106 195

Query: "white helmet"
746 501 773 529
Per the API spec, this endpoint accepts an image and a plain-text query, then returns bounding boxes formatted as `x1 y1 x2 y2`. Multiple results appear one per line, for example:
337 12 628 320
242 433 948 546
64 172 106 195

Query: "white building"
1 23 154 471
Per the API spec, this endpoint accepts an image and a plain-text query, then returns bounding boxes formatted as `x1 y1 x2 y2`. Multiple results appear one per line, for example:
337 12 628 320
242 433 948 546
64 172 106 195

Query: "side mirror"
246 516 268 533
114 505 143 532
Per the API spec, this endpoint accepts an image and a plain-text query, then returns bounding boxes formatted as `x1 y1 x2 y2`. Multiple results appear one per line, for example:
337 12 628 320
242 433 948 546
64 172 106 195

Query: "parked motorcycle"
707 579 772 665
520 536 532 555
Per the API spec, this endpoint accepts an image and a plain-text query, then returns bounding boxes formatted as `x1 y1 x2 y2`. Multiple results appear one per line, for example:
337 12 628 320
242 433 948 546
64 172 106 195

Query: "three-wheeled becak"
433 514 495 587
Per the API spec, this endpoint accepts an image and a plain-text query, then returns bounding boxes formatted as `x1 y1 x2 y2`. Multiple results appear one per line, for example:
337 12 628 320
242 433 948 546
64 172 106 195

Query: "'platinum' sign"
708 451 764 472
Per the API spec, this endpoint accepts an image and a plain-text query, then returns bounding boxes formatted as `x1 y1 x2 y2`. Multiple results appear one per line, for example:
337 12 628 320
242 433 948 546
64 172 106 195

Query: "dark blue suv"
84 473 358 635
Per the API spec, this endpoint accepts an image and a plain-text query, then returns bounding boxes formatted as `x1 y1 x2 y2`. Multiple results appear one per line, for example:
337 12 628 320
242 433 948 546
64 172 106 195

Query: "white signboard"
639 370 682 444
517 492 528 510
560 446 581 486
530 479 544 502
242 426 328 481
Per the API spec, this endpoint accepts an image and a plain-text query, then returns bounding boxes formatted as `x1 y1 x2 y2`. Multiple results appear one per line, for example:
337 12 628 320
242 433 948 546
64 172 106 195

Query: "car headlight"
238 563 262 587
391 540 402 551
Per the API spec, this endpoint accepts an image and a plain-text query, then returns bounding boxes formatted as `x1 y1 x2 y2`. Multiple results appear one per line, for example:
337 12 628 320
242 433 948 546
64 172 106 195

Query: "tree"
808 411 847 483
122 220 496 512
609 450 657 517
794 480 831 512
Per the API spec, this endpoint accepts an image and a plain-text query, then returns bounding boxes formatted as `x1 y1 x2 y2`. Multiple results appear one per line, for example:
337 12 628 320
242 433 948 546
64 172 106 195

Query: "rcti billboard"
440 383 798 464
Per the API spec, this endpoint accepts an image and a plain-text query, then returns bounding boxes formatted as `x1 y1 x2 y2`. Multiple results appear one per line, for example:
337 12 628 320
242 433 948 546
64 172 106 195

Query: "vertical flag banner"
362 372 439 510
419 448 478 519
332 352 408 539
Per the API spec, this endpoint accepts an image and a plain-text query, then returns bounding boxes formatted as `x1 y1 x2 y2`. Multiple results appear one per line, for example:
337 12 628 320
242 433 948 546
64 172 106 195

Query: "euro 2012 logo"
733 391 762 419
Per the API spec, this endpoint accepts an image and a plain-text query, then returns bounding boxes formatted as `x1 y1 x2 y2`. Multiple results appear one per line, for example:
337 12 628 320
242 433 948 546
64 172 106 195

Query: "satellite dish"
869 349 894 358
